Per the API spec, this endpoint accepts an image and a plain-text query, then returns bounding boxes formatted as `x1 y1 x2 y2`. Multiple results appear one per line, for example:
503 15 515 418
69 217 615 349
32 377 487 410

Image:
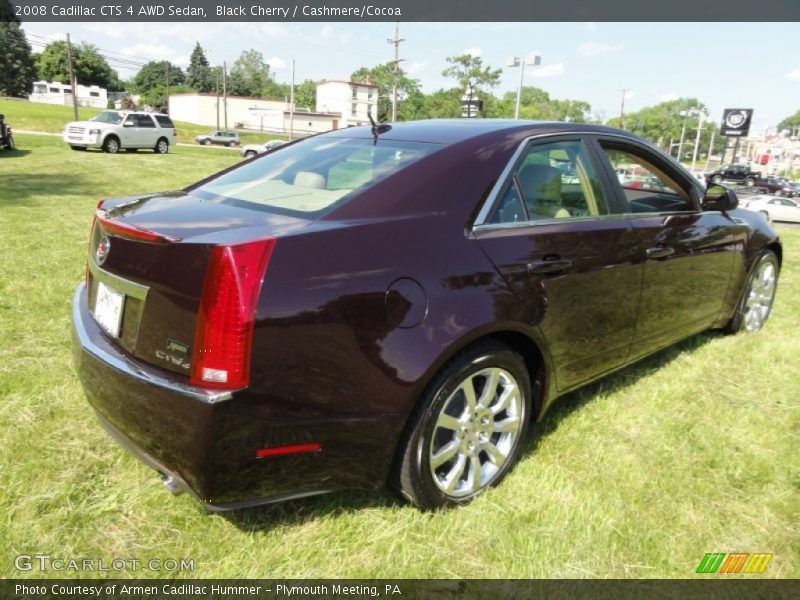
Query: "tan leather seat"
294 171 326 189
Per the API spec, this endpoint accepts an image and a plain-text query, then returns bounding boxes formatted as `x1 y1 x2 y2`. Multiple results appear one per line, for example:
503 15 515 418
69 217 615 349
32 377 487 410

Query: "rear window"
155 115 174 128
191 137 441 218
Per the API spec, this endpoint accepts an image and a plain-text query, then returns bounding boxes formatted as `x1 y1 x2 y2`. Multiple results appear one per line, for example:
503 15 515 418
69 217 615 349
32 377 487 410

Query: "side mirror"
702 184 738 212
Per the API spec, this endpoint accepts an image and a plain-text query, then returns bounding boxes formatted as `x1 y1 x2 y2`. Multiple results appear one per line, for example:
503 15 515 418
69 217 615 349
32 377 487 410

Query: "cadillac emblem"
96 235 110 266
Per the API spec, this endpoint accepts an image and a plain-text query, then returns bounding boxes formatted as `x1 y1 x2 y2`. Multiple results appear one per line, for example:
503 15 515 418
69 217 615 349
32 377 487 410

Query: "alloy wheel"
428 367 523 498
744 257 778 331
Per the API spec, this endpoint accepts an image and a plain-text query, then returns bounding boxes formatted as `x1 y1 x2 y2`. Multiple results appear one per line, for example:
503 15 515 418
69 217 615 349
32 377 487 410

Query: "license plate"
94 281 125 337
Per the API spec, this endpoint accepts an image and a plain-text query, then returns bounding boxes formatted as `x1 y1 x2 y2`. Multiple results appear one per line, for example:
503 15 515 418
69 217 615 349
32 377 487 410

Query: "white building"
316 80 379 127
169 93 341 137
29 81 108 108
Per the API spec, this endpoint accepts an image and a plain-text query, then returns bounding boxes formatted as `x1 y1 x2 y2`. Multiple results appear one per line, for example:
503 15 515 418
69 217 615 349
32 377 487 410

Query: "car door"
120 114 138 146
135 113 157 147
474 136 642 391
591 137 739 359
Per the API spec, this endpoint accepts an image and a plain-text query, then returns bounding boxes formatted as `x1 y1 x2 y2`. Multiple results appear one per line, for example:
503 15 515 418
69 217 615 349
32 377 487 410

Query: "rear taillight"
191 238 276 389
173 129 178 137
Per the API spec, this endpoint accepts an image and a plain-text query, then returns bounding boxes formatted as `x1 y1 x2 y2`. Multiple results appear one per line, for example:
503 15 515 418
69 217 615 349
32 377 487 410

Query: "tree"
421 88 462 119
0 1 36 97
442 54 502 117
606 98 723 158
186 42 212 92
350 62 421 121
35 40 122 91
294 79 317 111
497 86 591 122
228 49 271 97
133 60 184 94
140 84 193 113
778 110 800 135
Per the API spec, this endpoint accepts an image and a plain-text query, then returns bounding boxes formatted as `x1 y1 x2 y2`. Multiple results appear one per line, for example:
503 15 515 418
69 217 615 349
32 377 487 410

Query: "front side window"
192 137 441 218
489 140 608 224
600 145 694 213
137 115 155 128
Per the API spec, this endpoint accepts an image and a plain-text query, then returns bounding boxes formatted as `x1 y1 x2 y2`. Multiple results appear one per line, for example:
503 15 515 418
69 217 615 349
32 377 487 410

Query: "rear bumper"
71 283 397 509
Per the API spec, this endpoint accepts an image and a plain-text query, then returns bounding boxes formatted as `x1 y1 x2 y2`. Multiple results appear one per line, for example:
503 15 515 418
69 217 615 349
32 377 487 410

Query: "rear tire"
155 138 169 154
228 141 238 147
102 136 120 154
393 342 532 509
6 135 14 151
744 178 755 187
725 250 779 334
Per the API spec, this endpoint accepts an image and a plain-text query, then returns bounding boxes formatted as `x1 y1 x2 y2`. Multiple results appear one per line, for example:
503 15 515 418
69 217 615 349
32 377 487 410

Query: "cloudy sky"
22 21 800 132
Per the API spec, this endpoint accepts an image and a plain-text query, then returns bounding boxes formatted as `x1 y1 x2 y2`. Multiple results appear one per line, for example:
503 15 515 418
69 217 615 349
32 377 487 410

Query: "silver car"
742 195 800 223
240 139 286 159
195 130 240 147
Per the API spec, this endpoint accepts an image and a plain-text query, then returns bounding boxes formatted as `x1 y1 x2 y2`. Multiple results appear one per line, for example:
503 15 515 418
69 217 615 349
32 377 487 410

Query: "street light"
507 54 541 120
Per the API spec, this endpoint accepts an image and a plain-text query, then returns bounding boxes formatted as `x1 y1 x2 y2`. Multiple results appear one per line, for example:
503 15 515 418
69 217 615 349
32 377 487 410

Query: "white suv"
63 110 177 154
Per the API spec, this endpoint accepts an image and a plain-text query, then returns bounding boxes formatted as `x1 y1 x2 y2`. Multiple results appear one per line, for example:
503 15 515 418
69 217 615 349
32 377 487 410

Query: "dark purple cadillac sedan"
72 120 781 510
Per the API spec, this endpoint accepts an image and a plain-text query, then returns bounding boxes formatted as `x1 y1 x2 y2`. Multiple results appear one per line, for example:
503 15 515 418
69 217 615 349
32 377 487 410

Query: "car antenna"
368 108 391 145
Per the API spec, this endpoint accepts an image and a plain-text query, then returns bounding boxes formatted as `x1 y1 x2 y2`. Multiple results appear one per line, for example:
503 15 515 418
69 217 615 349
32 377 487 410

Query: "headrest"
294 171 325 189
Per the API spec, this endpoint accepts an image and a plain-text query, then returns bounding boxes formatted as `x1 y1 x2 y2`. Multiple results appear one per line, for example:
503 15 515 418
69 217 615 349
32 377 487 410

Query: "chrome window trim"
472 130 702 232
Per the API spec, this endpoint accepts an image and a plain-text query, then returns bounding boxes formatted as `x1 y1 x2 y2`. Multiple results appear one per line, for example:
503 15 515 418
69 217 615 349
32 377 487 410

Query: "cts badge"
96 236 110 266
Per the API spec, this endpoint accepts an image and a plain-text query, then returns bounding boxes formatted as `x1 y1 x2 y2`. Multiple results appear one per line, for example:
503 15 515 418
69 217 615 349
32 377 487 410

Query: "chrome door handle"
527 258 572 275
645 246 675 260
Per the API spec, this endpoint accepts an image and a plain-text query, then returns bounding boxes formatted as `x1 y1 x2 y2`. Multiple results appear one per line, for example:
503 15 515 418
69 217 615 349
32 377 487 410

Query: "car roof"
323 119 637 145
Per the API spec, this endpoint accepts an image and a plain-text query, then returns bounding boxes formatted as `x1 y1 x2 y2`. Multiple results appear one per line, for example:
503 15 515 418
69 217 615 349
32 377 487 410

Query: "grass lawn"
0 133 798 579
0 98 284 146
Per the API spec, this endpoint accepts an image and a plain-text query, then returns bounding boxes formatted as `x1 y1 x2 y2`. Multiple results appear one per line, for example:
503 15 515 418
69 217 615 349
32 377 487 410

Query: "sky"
22 21 800 133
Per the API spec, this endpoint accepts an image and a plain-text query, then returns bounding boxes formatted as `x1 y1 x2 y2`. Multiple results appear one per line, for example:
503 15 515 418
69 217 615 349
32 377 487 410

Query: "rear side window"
155 116 174 128
192 137 442 218
490 140 609 224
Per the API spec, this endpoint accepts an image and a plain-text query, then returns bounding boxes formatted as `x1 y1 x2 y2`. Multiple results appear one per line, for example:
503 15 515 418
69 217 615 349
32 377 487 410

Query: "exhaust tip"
161 473 185 496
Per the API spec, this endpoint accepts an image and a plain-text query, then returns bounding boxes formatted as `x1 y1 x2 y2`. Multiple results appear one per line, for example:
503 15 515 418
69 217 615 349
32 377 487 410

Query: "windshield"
191 136 442 218
91 111 124 124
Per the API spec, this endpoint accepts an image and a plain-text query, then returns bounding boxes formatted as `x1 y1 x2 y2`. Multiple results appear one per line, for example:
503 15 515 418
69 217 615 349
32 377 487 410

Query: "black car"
754 177 796 197
706 164 761 187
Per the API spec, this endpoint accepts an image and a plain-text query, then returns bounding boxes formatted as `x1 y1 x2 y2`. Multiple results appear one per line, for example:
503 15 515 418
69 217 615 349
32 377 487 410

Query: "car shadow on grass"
524 331 718 454
219 331 719 530
0 172 86 205
0 148 32 159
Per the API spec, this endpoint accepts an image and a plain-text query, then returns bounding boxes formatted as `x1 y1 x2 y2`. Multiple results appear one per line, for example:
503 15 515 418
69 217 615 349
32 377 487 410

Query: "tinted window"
137 114 155 128
490 140 609 224
600 145 694 213
155 115 174 128
192 137 441 218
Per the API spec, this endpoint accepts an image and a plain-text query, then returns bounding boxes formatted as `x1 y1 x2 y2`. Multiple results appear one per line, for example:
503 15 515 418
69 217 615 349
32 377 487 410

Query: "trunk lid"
87 191 308 376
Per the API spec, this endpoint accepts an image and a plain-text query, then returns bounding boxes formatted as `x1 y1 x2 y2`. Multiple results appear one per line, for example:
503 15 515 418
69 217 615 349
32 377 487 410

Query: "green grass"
1 133 798 579
0 98 283 146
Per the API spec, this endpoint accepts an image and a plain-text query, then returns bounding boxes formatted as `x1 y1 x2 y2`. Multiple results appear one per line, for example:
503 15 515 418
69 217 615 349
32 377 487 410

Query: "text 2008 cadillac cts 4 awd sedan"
72 120 782 510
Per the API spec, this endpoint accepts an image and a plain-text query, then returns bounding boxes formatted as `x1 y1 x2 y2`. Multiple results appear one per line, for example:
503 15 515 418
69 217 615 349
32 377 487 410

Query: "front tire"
102 136 120 154
202 139 211 146
245 150 256 158
711 175 722 184
6 135 14 151
393 342 532 509
228 141 238 147
726 250 779 333
744 178 755 187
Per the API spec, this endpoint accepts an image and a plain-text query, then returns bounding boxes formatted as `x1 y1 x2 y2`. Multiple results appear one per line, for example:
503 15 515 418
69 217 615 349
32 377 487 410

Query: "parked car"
0 114 14 151
195 130 240 147
753 176 796 197
241 139 286 159
706 164 761 187
72 120 781 510
742 195 800 223
63 111 176 154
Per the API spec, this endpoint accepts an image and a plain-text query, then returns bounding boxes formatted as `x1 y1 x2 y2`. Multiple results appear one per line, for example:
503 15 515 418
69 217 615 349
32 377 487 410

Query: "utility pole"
619 89 630 129
386 22 405 122
289 59 295 141
165 63 170 114
65 33 79 121
215 70 220 131
706 127 716 169
222 62 228 130
691 116 703 172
